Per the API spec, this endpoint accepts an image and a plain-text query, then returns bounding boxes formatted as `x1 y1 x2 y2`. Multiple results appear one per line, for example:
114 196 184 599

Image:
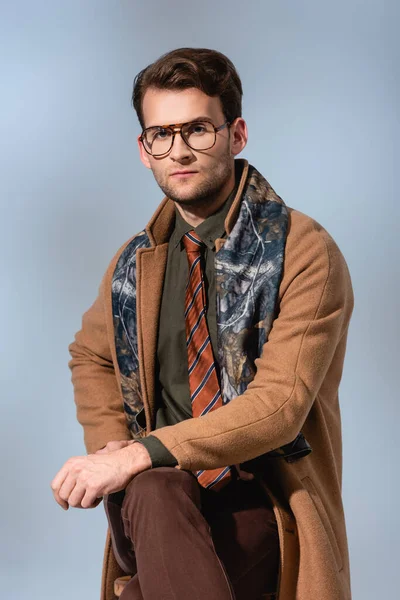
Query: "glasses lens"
143 127 173 155
182 121 215 151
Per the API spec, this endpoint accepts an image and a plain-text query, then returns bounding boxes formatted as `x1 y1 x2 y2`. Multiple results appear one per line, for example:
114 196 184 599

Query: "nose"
168 131 193 161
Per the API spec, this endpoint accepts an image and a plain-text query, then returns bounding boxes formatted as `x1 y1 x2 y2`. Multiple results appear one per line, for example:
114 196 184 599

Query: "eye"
154 128 170 140
187 123 208 135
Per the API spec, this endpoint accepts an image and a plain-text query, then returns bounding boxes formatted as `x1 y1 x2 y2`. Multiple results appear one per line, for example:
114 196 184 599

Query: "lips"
170 171 197 176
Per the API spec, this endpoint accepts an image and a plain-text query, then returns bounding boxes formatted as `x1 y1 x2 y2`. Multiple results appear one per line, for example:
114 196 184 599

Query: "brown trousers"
104 466 280 600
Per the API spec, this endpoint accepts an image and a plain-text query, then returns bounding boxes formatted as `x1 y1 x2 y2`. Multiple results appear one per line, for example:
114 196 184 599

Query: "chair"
113 575 277 599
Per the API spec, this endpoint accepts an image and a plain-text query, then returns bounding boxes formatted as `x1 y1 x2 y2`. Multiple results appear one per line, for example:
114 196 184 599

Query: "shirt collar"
171 178 240 251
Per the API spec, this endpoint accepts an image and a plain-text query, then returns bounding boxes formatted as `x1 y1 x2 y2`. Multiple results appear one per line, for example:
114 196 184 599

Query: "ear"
137 134 152 169
230 118 248 157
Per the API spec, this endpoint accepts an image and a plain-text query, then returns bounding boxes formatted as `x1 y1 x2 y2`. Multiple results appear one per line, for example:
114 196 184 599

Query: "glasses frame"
140 119 232 157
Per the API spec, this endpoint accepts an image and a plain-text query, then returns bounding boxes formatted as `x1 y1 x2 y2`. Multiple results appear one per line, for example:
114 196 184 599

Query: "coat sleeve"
148 215 355 471
68 244 132 455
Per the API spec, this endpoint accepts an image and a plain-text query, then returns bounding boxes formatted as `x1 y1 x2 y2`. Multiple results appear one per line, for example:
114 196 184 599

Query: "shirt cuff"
138 435 178 468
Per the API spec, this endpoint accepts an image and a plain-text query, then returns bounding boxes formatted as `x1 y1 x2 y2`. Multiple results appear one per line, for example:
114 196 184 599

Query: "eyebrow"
189 116 214 123
147 116 215 128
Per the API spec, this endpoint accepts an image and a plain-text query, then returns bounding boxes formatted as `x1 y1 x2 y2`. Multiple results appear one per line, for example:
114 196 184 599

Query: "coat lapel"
136 244 169 430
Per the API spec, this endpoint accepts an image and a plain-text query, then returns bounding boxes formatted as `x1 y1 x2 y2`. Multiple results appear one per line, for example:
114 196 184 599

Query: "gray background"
1 1 398 598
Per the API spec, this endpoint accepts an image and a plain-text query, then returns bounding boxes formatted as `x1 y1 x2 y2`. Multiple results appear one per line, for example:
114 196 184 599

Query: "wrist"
125 441 152 473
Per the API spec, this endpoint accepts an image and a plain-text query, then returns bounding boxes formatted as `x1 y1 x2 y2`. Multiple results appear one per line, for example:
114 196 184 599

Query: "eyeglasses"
140 119 231 157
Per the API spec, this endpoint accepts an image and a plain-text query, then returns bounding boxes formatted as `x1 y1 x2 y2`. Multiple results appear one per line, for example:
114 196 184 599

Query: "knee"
120 468 202 543
126 467 196 499
122 467 199 515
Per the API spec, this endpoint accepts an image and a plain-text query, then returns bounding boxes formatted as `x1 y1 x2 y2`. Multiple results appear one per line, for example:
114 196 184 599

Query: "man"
51 48 354 600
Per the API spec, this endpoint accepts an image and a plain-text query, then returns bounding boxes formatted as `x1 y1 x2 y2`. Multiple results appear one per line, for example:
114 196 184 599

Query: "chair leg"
114 575 132 598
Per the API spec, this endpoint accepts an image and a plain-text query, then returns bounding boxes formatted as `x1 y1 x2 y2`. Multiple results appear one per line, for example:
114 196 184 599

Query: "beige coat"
69 159 355 599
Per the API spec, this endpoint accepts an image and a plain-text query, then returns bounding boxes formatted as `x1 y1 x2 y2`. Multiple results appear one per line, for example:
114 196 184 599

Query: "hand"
95 440 137 454
51 442 152 510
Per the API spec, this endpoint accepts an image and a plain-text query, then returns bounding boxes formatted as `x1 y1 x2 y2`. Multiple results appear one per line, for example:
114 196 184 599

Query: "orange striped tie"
183 230 233 492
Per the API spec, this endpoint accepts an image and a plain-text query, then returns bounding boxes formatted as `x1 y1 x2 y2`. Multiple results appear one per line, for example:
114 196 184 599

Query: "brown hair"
132 47 243 129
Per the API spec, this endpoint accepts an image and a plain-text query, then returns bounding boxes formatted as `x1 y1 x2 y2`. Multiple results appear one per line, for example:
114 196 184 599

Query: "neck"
174 170 236 227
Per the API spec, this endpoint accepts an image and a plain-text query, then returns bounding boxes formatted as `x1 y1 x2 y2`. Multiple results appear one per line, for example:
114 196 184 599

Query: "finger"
52 485 69 510
68 483 87 508
75 498 103 509
108 441 130 451
54 491 69 510
86 497 102 509
51 456 83 493
59 474 78 504
65 486 102 509
94 442 121 454
51 464 69 495
51 469 70 509
81 486 103 509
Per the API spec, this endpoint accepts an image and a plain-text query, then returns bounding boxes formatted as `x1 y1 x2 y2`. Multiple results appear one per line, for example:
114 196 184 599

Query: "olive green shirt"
139 180 239 467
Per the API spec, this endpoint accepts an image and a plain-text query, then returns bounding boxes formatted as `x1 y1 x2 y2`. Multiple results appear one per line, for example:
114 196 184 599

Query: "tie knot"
182 230 205 254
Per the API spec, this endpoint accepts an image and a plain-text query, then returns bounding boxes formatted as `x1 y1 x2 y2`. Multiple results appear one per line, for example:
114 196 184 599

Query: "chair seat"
113 576 276 599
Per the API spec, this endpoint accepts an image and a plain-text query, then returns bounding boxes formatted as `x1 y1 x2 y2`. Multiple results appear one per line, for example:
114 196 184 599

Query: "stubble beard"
152 150 234 210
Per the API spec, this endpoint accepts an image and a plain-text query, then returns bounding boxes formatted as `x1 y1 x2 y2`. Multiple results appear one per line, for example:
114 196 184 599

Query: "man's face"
138 87 246 209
